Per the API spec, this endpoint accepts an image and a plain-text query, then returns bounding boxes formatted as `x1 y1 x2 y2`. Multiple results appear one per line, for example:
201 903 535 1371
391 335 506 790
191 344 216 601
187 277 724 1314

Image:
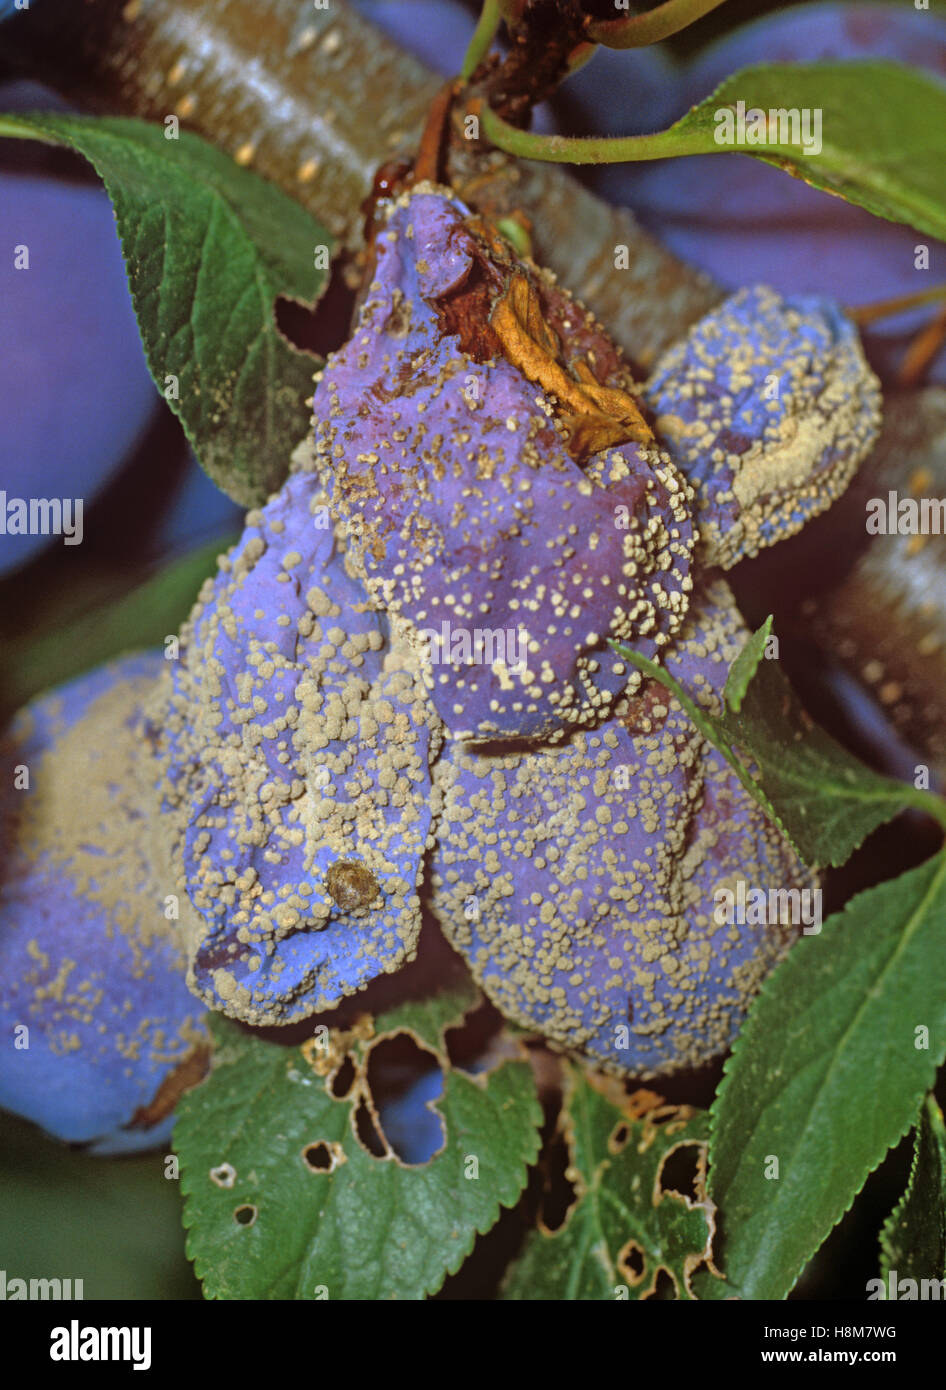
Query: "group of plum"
0 2 942 1160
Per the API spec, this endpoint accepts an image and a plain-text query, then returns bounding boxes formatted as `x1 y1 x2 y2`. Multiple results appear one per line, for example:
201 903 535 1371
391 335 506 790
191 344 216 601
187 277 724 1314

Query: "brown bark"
1 0 719 367
807 388 946 777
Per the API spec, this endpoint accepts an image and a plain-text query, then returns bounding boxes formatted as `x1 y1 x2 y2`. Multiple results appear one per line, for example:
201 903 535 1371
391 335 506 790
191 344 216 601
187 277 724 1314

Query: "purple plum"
152 475 442 1026
430 579 811 1076
0 653 207 1153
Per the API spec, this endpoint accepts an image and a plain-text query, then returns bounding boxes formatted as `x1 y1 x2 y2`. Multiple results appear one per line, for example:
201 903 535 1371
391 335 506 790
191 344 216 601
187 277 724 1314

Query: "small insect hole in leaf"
642 1267 677 1300
302 1140 346 1173
617 1238 646 1285
645 1104 691 1129
367 1033 445 1165
608 1121 630 1154
329 1053 356 1099
353 1098 388 1159
209 1161 237 1189
657 1141 705 1204
233 1204 257 1227
537 1122 578 1234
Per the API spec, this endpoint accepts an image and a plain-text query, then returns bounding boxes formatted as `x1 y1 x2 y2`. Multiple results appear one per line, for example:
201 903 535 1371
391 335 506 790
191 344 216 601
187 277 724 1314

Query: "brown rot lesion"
325 859 382 912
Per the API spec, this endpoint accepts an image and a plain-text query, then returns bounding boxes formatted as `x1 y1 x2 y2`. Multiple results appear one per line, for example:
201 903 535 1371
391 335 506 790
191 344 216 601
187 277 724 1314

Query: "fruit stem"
848 282 946 326
461 0 503 81
898 302 946 388
587 0 731 49
479 102 707 163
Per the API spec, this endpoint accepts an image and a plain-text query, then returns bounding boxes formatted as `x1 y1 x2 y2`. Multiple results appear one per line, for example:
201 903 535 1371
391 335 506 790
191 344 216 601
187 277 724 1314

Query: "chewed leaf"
371 973 481 1054
175 990 542 1300
502 1068 725 1301
0 112 334 505
879 1094 946 1290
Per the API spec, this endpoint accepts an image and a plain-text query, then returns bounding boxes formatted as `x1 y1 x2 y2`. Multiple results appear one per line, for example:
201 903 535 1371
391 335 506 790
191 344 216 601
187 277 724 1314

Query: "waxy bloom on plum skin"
150 476 442 1027
0 655 207 1154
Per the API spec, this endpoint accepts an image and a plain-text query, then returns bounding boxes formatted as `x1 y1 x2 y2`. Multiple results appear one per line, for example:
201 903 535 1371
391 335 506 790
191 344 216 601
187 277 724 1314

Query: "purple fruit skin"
154 474 439 1025
151 451 245 557
430 580 809 1076
0 654 205 1154
313 188 694 742
644 285 882 566
0 170 159 574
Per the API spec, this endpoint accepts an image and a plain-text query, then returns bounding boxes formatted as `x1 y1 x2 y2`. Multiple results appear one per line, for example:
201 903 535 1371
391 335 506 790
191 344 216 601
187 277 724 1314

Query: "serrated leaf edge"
708 853 946 1299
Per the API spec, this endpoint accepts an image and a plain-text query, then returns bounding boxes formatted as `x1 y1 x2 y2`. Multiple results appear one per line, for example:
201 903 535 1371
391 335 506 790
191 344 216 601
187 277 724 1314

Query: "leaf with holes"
370 971 480 1054
879 1094 946 1291
0 112 332 506
175 992 541 1299
710 854 946 1301
502 1070 724 1301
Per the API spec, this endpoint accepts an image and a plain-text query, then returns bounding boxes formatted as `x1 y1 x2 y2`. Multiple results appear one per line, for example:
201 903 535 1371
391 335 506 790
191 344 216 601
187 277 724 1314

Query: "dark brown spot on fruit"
325 859 381 911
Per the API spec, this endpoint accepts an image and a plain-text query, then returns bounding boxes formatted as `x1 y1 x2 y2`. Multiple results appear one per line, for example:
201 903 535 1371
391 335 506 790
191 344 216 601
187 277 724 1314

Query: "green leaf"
879 1094 946 1291
0 112 332 505
612 628 939 868
723 613 771 714
675 63 946 240
502 1070 725 1300
175 988 542 1300
484 62 946 239
721 655 927 867
709 853 946 1300
1 535 235 716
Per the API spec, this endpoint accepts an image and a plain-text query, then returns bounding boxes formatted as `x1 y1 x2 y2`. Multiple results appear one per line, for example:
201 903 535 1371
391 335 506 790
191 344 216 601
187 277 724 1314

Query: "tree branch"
0 0 718 367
